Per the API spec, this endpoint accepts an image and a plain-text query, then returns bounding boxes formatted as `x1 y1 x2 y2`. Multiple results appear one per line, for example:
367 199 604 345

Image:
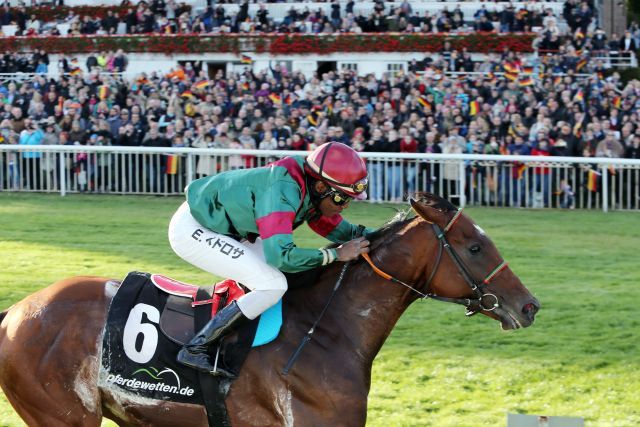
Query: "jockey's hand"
336 237 370 262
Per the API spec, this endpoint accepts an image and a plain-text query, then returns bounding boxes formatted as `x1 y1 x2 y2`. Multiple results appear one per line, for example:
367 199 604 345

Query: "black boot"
177 301 248 376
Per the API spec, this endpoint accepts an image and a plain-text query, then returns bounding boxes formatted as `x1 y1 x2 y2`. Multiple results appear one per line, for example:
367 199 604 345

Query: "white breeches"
168 202 287 319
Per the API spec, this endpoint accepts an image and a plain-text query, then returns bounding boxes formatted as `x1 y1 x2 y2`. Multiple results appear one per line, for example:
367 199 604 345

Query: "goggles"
321 189 353 206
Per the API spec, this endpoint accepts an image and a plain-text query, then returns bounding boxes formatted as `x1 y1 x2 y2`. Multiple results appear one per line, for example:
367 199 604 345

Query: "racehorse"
0 194 539 426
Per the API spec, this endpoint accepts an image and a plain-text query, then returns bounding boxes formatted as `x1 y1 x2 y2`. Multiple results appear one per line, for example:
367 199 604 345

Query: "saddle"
151 274 283 348
152 275 245 346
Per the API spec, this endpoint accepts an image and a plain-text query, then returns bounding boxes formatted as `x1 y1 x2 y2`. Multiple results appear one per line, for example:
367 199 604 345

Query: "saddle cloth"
100 271 281 404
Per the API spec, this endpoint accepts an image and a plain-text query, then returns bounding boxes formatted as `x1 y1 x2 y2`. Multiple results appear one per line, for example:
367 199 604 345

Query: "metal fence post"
186 153 195 187
59 151 66 197
602 165 608 213
458 161 466 208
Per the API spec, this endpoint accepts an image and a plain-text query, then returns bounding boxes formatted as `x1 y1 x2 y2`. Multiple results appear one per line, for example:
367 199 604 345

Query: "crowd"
0 0 605 37
1 45 639 204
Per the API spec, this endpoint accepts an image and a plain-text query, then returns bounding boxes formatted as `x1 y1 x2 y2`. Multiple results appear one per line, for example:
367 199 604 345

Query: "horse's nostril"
522 302 539 317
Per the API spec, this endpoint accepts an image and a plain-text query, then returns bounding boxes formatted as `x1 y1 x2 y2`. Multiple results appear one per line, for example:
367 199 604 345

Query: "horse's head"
409 193 539 330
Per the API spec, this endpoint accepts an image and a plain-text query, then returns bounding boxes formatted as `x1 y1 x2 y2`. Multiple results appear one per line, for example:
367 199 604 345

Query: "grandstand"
0 0 638 211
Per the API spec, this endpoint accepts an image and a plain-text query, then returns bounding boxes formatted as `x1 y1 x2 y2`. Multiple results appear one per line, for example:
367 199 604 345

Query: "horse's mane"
286 193 457 288
366 192 457 250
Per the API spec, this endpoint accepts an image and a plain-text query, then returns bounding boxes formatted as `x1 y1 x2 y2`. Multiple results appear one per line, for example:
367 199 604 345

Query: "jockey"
168 142 372 376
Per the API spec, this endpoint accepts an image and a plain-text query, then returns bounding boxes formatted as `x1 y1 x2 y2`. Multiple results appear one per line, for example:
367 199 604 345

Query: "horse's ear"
410 197 445 226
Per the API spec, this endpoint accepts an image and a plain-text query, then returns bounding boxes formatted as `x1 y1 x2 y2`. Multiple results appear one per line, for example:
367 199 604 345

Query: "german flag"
504 71 519 82
553 75 563 86
194 80 210 90
503 61 519 74
417 95 431 109
98 85 109 100
587 169 600 192
241 55 253 64
268 93 282 104
519 76 534 87
181 90 195 99
307 111 321 126
241 81 250 91
573 122 582 138
166 155 178 175
612 96 621 109
284 94 293 105
522 66 534 75
576 58 587 71
573 90 584 102
70 68 82 76
469 100 479 116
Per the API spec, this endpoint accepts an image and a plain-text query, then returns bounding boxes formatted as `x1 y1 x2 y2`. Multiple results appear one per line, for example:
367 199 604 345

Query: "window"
340 63 358 72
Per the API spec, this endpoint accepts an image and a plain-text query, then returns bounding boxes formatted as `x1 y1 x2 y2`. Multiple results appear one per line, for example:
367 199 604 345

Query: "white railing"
1 145 639 212
591 51 638 69
212 2 564 23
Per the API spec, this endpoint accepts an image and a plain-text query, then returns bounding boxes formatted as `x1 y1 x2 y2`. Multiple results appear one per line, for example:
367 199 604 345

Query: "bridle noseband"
362 209 509 316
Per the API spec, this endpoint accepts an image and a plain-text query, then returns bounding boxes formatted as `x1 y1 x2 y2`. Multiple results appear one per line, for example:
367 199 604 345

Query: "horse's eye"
469 245 481 255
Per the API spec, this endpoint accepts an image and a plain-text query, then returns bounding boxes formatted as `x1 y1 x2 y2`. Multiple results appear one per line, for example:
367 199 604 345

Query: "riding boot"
176 301 248 376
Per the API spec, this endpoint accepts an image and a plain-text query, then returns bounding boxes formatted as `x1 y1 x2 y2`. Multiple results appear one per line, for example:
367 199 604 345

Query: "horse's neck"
288 218 430 365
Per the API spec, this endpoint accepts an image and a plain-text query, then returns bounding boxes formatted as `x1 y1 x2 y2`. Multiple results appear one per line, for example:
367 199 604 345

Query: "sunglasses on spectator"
321 189 352 206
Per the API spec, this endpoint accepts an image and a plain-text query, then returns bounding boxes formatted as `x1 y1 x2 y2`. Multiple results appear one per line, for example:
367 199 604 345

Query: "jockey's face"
314 181 350 216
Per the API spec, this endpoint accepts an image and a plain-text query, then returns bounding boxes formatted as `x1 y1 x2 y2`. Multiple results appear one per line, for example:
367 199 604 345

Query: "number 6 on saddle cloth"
150 274 282 348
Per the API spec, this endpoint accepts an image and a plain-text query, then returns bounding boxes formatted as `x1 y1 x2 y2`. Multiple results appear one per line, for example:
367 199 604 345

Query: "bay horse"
0 194 539 426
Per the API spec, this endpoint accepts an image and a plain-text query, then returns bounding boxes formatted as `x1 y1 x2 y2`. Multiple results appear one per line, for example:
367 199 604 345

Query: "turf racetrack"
0 193 638 426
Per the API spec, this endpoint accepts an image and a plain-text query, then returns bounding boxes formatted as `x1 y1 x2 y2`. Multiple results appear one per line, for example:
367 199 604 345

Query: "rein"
362 209 509 315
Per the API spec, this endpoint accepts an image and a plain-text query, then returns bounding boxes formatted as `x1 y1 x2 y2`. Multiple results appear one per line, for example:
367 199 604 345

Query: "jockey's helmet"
304 142 368 200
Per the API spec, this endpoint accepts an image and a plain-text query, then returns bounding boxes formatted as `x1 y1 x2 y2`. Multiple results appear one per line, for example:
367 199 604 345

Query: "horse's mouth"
494 307 525 330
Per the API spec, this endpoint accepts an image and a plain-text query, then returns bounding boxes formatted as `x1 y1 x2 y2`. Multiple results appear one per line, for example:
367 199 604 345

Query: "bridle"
362 209 509 316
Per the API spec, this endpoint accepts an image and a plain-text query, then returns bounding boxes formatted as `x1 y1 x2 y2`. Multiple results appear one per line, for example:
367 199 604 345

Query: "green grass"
0 193 639 426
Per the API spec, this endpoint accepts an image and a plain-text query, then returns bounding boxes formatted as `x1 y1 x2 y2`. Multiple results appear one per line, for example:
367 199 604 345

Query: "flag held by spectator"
522 66 534 75
194 80 210 90
417 95 431 109
553 75 562 86
98 85 109 100
284 94 293 105
166 155 178 175
503 61 519 74
469 100 479 116
241 81 250 91
573 122 582 138
504 71 519 82
519 76 534 87
576 58 587 71
612 96 621 109
587 169 600 192
573 90 584 102
181 90 195 99
269 93 282 104
307 111 321 126
241 55 253 64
